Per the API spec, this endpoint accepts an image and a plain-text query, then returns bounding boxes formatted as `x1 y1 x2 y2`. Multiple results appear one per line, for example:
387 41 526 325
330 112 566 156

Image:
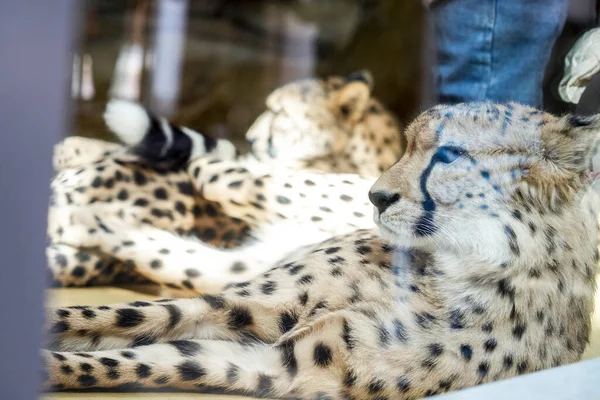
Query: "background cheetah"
47 71 404 292
43 103 599 399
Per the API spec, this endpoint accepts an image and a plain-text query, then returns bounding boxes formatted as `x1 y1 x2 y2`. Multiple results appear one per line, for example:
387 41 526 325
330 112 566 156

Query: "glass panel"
39 1 600 399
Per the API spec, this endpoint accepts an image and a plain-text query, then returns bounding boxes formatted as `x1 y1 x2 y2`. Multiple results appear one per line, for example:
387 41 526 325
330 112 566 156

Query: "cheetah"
47 71 403 292
43 103 599 399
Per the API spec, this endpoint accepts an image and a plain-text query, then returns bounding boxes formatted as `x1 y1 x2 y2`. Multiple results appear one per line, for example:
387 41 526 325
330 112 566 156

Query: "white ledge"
434 357 600 400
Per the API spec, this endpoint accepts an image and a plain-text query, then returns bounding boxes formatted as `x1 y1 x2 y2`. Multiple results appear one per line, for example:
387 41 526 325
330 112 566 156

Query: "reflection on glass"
148 0 188 117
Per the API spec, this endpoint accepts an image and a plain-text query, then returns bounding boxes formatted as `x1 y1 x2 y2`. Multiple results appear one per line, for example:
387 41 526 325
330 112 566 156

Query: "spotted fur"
47 71 404 292
44 103 599 398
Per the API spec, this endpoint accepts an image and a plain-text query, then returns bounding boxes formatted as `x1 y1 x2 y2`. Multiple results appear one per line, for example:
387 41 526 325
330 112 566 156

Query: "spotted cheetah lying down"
44 103 600 399
47 71 403 292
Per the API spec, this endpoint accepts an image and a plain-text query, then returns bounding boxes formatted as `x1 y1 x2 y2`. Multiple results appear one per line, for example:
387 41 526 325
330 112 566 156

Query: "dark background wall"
0 1 80 398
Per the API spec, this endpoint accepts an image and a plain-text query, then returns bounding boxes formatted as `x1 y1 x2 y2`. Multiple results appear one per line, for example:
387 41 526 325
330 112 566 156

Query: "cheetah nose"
368 191 400 214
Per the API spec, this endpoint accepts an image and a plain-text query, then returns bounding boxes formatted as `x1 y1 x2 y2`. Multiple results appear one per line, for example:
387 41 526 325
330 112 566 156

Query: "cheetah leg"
186 157 375 237
47 228 385 349
46 243 144 287
43 323 349 399
46 297 212 352
44 229 395 397
53 205 315 293
47 204 152 287
44 228 375 352
46 243 107 287
45 279 306 352
185 157 298 224
186 157 268 204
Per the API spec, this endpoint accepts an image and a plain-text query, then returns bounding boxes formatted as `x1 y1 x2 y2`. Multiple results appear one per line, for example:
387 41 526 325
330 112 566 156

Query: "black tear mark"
416 146 472 236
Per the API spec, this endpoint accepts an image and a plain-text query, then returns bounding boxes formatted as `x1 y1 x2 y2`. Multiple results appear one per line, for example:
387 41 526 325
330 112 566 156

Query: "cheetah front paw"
49 205 138 250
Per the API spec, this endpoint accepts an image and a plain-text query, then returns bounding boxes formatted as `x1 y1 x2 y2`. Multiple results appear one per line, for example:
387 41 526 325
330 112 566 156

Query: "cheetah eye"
435 146 466 164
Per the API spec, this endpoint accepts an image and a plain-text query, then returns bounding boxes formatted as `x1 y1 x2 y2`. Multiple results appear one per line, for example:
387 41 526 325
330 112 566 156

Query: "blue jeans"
432 0 568 108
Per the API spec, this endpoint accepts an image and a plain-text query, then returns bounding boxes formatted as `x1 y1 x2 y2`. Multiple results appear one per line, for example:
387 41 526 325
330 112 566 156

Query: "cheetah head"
369 103 600 262
246 70 381 163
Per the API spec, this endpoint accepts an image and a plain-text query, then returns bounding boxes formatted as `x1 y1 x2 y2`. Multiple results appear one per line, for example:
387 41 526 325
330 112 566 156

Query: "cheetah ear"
346 70 374 91
335 72 372 123
560 114 600 175
527 113 600 202
569 114 600 191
